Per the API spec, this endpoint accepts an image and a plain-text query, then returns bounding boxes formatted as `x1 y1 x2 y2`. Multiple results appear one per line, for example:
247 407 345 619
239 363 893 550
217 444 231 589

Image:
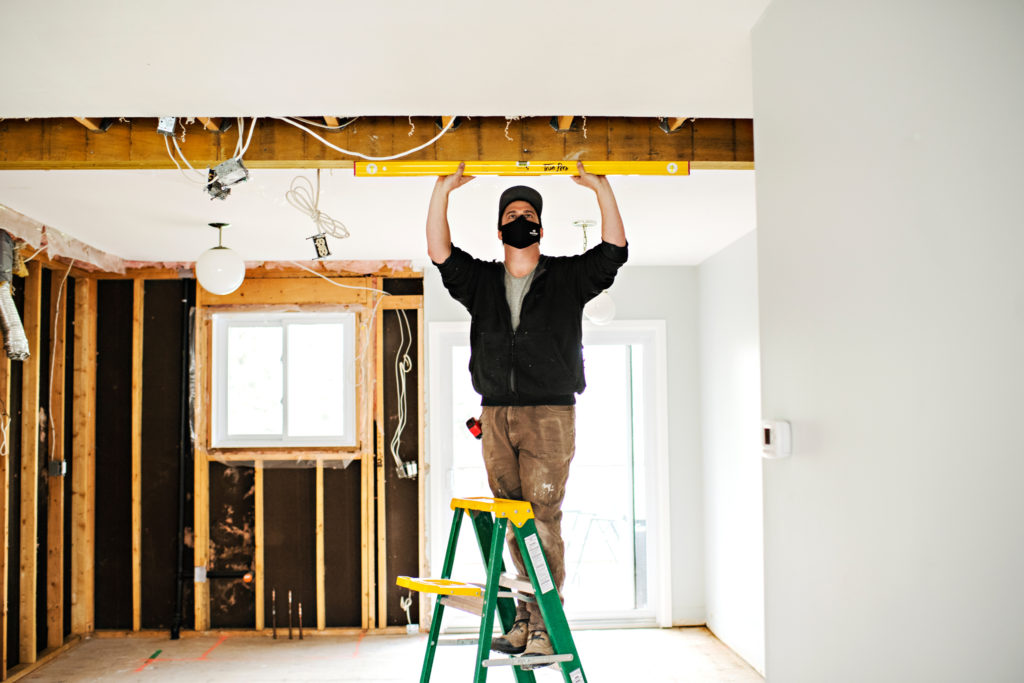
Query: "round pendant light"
195 222 245 295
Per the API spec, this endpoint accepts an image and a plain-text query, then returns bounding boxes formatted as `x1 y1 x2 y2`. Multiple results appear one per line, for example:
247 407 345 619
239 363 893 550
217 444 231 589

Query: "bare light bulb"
195 222 245 295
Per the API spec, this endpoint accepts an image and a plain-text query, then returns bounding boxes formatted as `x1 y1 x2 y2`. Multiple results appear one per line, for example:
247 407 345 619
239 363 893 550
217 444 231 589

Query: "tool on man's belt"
466 417 483 439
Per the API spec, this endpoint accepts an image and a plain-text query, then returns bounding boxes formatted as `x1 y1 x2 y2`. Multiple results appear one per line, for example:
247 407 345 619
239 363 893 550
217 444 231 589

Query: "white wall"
424 264 706 625
698 231 764 673
753 2 1024 680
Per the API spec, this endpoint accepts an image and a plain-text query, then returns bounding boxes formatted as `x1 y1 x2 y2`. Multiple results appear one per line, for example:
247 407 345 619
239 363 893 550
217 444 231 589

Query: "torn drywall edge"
1 203 128 273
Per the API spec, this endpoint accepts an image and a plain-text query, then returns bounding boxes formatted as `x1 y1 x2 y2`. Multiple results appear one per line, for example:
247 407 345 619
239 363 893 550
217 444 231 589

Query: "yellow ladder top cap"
451 496 535 527
396 576 483 597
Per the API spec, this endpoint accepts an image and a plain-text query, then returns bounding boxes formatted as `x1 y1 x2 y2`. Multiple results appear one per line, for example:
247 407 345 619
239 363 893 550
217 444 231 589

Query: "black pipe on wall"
171 280 194 640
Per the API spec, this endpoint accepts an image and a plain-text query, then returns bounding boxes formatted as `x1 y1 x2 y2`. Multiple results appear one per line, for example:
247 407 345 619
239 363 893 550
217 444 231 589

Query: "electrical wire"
389 308 413 477
286 260 389 370
22 244 47 263
48 259 75 460
274 115 458 161
285 170 350 240
237 116 257 159
165 136 206 185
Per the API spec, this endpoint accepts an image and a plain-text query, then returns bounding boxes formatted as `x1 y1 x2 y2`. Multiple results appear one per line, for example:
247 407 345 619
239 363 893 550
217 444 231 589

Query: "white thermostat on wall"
761 420 791 459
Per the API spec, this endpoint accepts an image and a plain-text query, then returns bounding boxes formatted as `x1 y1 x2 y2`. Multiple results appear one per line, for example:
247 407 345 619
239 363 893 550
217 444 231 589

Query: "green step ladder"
397 496 588 683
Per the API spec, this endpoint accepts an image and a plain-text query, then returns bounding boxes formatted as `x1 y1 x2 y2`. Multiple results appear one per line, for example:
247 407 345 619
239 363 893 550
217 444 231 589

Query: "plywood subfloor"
23 627 762 682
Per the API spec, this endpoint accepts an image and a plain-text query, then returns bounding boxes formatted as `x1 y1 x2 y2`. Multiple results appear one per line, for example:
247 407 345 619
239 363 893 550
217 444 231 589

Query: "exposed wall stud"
70 279 97 635
19 261 42 664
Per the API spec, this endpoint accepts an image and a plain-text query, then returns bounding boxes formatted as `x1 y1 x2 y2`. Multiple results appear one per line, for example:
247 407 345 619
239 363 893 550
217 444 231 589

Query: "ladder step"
499 574 535 595
439 594 484 616
483 653 575 668
396 576 482 596
437 636 479 647
451 497 535 527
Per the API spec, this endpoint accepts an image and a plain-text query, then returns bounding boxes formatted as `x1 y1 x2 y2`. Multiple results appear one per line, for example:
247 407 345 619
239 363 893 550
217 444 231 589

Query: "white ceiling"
0 0 767 268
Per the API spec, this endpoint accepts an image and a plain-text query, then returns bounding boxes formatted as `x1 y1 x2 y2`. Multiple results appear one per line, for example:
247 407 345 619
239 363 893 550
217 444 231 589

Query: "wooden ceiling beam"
72 117 114 133
0 116 753 170
197 117 221 131
661 117 691 133
552 116 575 131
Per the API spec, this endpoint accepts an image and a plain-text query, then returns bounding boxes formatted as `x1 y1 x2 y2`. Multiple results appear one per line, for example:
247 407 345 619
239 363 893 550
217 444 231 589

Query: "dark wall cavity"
382 309 420 627
6 275 24 668
323 465 361 627
263 468 315 632
94 280 133 629
208 463 255 628
140 280 190 628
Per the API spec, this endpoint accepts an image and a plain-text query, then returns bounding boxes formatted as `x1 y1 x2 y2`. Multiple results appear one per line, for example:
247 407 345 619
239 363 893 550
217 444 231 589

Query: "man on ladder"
426 160 628 667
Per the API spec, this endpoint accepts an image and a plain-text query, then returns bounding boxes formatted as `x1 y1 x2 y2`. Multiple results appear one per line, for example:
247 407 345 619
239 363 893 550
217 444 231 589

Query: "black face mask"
500 215 541 249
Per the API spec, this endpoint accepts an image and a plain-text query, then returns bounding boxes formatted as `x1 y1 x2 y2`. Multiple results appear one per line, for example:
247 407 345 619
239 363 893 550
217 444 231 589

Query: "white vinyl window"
211 311 357 448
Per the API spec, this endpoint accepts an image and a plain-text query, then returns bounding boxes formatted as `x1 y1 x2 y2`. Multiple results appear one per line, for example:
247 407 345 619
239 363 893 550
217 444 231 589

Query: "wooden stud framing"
71 117 112 132
70 279 97 635
193 309 211 631
46 270 69 649
375 297 387 626
554 116 575 131
323 117 340 128
19 261 41 664
131 279 144 631
360 306 376 630
1 354 10 676
0 117 754 169
416 304 428 630
664 117 689 132
197 117 221 132
315 460 325 631
254 462 264 631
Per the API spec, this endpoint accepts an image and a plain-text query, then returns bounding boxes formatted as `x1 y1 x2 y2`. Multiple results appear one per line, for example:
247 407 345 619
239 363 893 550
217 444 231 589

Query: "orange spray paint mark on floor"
134 635 230 670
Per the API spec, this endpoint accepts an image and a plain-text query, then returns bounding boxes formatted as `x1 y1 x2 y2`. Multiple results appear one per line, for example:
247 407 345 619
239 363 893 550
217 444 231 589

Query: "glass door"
429 321 666 627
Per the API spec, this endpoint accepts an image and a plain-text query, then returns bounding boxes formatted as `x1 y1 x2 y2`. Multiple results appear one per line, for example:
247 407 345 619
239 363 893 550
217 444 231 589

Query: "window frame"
210 310 357 448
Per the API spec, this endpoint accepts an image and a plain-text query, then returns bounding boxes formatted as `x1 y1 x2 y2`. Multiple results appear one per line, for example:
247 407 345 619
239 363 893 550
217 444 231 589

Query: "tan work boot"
520 629 554 670
491 619 529 654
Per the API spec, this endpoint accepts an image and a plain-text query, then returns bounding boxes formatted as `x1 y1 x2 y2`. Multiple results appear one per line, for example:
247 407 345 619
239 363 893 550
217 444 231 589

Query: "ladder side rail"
473 516 509 683
469 511 537 683
468 511 521 632
420 508 467 683
511 519 588 683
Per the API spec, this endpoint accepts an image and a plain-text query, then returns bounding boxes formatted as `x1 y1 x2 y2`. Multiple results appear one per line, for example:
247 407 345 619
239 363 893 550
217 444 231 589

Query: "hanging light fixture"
195 222 245 295
574 219 616 325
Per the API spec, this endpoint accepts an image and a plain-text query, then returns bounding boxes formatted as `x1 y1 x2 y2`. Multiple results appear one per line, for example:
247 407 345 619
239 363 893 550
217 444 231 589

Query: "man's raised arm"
571 160 626 247
426 161 475 263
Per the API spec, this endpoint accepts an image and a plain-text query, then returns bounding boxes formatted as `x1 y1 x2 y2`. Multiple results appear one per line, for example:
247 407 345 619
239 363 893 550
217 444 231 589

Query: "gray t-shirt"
504 266 536 331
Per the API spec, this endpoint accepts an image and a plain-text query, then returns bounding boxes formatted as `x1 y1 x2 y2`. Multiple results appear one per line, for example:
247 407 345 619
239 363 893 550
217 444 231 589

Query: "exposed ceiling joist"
662 117 691 133
72 117 114 132
197 117 222 131
0 116 753 170
553 116 575 131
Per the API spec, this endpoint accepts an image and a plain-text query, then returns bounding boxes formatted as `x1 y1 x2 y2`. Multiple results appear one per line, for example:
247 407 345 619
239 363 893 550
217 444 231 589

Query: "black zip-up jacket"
435 241 628 405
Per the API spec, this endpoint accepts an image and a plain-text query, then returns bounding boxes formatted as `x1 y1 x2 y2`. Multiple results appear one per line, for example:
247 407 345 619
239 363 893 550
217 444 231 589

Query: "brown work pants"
480 405 575 631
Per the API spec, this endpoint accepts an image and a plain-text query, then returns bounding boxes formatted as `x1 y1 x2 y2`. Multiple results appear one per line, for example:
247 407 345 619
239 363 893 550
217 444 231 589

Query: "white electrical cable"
166 136 206 185
23 244 47 263
48 259 75 458
237 116 257 159
285 170 350 239
389 308 413 476
286 260 389 369
274 115 457 161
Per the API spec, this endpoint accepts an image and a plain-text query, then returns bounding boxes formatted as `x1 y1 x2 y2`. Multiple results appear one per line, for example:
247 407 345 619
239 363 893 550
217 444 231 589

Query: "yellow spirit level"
353 160 689 177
